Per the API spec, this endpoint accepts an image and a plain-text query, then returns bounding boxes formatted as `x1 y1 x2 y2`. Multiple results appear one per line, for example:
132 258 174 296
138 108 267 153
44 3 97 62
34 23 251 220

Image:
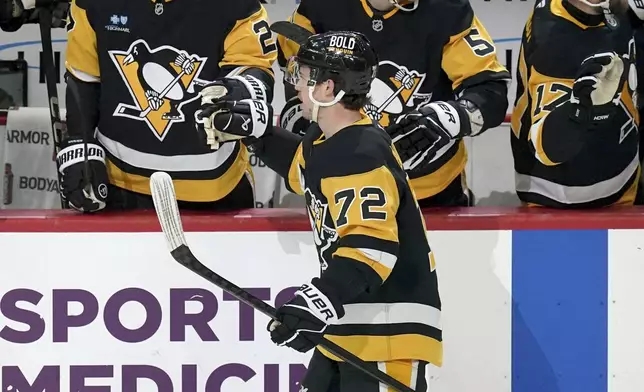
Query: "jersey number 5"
334 187 387 227
464 27 495 57
252 20 278 55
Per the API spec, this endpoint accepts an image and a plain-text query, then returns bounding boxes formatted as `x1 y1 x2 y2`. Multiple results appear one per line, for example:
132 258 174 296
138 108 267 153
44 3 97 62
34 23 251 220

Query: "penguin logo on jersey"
364 61 433 127
108 39 211 141
304 188 338 272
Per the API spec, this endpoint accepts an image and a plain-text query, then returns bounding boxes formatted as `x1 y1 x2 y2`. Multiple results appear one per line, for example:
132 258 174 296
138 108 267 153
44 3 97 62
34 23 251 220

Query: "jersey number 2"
253 20 277 55
334 187 387 227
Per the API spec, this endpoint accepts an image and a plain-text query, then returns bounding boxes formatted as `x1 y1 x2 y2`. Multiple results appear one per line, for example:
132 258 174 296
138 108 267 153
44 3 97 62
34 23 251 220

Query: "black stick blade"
270 21 313 45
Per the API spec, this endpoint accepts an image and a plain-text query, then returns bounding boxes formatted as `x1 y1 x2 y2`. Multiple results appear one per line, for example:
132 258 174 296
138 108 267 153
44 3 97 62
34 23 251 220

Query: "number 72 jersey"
285 117 443 365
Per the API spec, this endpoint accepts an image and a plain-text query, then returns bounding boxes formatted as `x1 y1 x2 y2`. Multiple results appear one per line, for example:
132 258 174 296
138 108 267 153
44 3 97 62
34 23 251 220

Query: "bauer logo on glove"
195 79 272 150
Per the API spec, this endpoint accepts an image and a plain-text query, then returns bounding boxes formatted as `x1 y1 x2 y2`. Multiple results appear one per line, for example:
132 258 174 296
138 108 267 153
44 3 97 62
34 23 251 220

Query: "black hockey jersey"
278 0 509 201
510 0 640 207
287 115 442 365
65 0 277 202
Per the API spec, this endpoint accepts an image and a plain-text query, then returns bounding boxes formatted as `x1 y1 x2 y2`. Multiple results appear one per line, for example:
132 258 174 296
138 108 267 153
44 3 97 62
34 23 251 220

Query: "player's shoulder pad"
292 0 331 22
322 125 393 178
420 0 474 38
529 0 559 39
527 0 599 78
228 0 264 21
75 0 90 10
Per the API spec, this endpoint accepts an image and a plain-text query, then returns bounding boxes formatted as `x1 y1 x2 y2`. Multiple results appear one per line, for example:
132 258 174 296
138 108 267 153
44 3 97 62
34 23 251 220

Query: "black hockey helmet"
284 30 379 96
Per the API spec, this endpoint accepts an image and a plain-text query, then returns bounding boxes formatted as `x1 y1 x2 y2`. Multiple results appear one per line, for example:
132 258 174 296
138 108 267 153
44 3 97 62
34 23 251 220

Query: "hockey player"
196 31 441 391
276 0 511 207
57 0 277 212
510 0 643 207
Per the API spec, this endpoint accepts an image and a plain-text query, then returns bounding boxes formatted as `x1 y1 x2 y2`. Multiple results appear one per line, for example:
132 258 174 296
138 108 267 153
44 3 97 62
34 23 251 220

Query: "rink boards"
0 210 644 392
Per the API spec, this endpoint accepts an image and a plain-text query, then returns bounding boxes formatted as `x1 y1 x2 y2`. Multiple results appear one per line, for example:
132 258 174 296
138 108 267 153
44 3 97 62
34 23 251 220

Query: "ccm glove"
56 137 109 213
570 52 627 125
386 101 471 171
267 278 344 353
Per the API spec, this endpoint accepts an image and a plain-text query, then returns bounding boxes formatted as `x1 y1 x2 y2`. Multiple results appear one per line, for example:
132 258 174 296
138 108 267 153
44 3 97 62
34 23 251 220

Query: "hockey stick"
270 21 313 45
148 171 416 392
37 1 66 208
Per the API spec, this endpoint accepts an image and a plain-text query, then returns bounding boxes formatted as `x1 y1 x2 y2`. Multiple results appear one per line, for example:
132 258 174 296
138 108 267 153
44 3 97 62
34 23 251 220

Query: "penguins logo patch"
363 60 433 127
304 187 338 272
109 39 210 141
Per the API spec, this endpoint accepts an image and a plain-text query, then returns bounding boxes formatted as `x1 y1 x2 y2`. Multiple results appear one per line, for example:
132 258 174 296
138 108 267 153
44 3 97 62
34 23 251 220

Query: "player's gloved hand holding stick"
268 277 344 353
149 171 416 392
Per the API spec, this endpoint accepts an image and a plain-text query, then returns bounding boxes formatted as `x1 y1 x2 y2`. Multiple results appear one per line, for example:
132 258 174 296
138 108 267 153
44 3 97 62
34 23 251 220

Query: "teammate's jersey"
511 0 640 207
65 0 277 202
278 0 509 200
286 115 442 365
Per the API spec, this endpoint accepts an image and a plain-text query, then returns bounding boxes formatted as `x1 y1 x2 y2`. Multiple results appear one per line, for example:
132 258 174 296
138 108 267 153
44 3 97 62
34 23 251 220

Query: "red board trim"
2 207 644 232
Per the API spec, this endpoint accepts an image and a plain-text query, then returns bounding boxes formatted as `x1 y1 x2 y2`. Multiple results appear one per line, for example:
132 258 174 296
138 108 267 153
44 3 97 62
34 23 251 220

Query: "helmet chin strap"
576 0 610 8
389 0 418 11
309 86 346 123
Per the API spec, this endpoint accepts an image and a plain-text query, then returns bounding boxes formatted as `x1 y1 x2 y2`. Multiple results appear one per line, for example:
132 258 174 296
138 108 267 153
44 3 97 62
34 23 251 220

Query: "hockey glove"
267 278 344 353
570 52 627 125
196 97 273 150
386 101 470 171
199 74 268 103
56 137 109 213
280 96 311 137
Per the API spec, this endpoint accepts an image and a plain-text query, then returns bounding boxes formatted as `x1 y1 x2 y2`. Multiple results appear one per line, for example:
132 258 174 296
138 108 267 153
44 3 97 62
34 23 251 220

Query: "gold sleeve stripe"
321 166 400 243
333 247 394 281
529 118 558 166
441 16 508 91
65 0 99 78
511 45 529 138
287 143 305 195
219 6 277 72
277 9 315 61
429 251 437 272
